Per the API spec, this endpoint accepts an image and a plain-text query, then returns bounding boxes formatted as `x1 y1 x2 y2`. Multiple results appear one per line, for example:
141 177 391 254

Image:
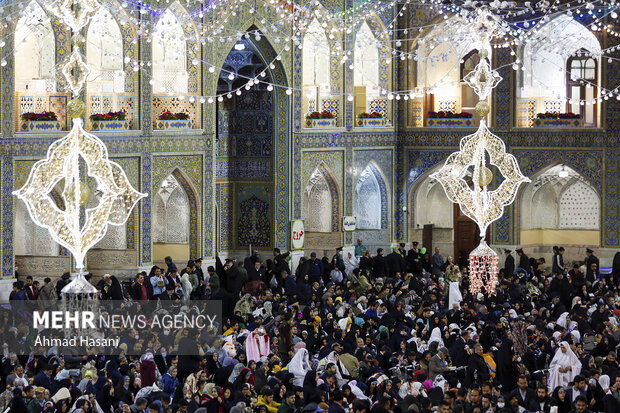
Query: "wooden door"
454 204 489 265
423 224 433 252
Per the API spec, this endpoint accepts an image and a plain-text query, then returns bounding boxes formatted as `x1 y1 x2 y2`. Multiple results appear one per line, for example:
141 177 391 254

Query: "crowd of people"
2 240 620 413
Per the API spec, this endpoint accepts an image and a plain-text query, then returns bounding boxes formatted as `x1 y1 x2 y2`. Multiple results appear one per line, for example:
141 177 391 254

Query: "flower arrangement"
358 111 383 119
306 110 336 119
158 111 190 120
536 111 581 119
428 111 473 119
21 111 57 121
90 111 126 121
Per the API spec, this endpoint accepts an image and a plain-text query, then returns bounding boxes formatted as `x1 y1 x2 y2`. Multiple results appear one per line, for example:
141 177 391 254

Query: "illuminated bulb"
199 97 206 104
209 66 215 73
286 89 292 95
208 97 214 104
347 95 353 102
267 84 274 91
558 166 569 178
218 96 224 102
192 58 199 66
228 73 235 80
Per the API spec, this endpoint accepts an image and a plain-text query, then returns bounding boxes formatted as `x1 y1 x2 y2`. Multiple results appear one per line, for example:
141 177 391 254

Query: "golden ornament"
478 166 493 187
67 99 86 118
476 101 490 117
66 180 91 206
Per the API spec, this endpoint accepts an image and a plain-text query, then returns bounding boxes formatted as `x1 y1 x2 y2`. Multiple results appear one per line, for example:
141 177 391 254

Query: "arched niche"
152 8 188 94
303 163 340 233
355 163 389 230
413 17 492 123
153 174 190 244
151 2 200 129
354 22 380 98
352 15 391 119
14 1 55 93
519 164 600 249
86 8 124 94
302 18 331 94
152 169 200 261
517 15 600 127
413 176 453 230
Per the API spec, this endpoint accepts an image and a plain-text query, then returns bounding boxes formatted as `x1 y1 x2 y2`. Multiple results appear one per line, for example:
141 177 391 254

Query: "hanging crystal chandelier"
431 9 530 297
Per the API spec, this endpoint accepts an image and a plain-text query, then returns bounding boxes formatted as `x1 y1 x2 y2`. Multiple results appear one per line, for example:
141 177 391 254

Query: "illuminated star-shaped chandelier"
463 51 502 100
431 10 530 296
13 100 146 272
45 0 101 32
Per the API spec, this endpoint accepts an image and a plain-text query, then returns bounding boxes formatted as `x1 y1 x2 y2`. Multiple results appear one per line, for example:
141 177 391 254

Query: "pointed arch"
303 163 340 232
356 14 391 92
86 7 124 92
152 1 200 93
153 168 200 259
354 21 380 98
302 18 331 93
14 1 55 91
517 15 600 126
355 162 389 230
519 164 600 231
412 174 453 230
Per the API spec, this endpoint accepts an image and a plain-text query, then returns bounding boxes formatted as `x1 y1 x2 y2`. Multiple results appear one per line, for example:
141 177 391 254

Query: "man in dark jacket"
223 259 242 297
552 246 566 275
131 273 153 301
504 249 515 277
386 246 403 277
282 271 297 301
450 330 469 367
247 259 266 282
509 375 536 409
55 272 70 297
464 344 490 387
407 242 422 275
308 252 324 283
32 365 53 390
585 248 600 283
374 248 388 278
177 330 201 383
516 248 532 276
527 385 554 413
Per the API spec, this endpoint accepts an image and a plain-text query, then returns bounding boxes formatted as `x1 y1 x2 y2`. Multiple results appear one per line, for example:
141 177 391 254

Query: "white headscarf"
599 375 611 394
325 351 350 386
557 312 569 329
548 341 581 391
288 348 311 387
433 374 447 393
428 327 444 348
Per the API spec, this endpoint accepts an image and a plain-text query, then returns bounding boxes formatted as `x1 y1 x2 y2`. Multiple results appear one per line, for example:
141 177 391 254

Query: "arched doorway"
215 30 286 253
